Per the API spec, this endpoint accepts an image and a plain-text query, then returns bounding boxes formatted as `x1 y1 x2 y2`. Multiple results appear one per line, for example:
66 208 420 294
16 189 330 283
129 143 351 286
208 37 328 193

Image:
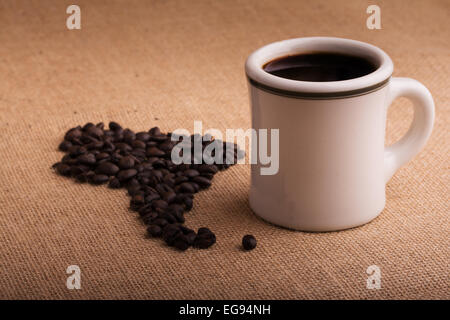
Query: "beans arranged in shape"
53 122 244 251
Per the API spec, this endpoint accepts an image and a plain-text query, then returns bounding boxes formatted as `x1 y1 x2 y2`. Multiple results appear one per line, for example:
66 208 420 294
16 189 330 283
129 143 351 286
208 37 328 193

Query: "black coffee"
263 52 377 82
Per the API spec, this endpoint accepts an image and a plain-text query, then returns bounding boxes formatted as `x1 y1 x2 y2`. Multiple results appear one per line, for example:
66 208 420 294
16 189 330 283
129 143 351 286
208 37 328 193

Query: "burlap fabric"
0 0 448 299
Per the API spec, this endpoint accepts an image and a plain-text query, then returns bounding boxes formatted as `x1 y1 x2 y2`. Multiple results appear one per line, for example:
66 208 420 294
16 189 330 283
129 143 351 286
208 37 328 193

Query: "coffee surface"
263 52 377 82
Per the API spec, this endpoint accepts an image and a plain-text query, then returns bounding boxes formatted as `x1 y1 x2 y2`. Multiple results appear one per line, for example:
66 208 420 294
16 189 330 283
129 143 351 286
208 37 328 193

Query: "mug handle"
384 77 435 183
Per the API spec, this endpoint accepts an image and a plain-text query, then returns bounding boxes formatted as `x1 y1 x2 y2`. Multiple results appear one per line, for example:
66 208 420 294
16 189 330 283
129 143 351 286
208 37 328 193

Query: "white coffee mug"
246 37 434 231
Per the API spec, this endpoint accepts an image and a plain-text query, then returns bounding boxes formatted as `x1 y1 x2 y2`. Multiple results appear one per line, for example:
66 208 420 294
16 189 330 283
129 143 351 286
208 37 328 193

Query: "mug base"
249 194 385 232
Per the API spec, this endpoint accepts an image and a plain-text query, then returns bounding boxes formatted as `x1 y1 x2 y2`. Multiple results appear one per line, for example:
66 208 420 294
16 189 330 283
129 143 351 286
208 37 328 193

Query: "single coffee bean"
115 142 132 153
70 165 89 176
198 227 212 235
82 122 95 131
149 126 161 136
136 132 151 142
146 147 165 157
117 169 137 181
163 190 176 203
147 224 162 237
153 218 168 228
193 232 216 249
158 212 177 224
197 164 219 174
131 140 146 149
242 235 257 251
192 176 211 188
86 140 104 150
68 145 87 157
142 212 158 224
183 169 199 178
55 163 71 176
96 161 120 176
109 121 122 131
108 177 121 188
127 185 142 196
123 129 136 144
131 194 145 206
58 140 72 151
91 174 109 185
175 176 189 185
64 128 82 141
145 193 160 203
77 153 97 165
172 234 190 251
95 152 110 161
118 156 135 169
138 203 153 216
162 224 182 246
152 199 168 210
179 182 195 193
86 126 104 139
75 172 89 183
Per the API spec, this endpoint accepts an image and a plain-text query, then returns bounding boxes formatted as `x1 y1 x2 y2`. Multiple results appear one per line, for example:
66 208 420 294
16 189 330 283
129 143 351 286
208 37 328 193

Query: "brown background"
0 0 448 299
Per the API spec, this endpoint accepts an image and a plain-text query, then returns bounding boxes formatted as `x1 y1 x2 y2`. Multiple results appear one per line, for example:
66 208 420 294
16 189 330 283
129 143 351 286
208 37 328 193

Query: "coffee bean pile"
52 122 244 251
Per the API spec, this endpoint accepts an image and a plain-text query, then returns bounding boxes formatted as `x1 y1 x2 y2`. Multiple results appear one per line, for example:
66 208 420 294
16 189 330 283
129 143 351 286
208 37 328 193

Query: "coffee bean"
192 176 211 188
118 156 135 169
75 172 89 183
86 126 104 139
117 169 137 181
146 147 165 157
242 235 257 251
82 123 95 131
162 224 182 246
70 165 89 176
68 145 87 157
123 129 136 144
149 126 161 136
142 212 157 224
131 140 146 149
179 182 195 193
163 190 176 203
96 162 120 176
198 227 212 235
115 142 132 153
109 121 122 131
145 193 160 203
131 194 145 206
86 140 104 150
54 121 241 252
108 177 121 188
193 229 216 249
77 153 96 165
172 234 190 251
154 218 168 228
91 174 109 185
136 132 151 142
55 163 71 176
184 169 199 178
152 199 168 210
197 164 218 174
147 224 162 237
64 128 82 141
58 140 72 151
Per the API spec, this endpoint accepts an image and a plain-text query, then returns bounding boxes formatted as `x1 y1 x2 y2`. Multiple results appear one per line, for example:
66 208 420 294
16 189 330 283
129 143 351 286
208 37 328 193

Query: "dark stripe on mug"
246 76 390 99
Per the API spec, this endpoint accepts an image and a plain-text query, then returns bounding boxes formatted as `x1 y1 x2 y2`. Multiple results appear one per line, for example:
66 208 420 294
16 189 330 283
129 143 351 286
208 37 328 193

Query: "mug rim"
245 37 393 99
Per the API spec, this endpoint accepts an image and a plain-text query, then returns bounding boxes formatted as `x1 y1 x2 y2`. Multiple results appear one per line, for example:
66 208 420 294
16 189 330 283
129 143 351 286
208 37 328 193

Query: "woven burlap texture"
0 0 448 299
